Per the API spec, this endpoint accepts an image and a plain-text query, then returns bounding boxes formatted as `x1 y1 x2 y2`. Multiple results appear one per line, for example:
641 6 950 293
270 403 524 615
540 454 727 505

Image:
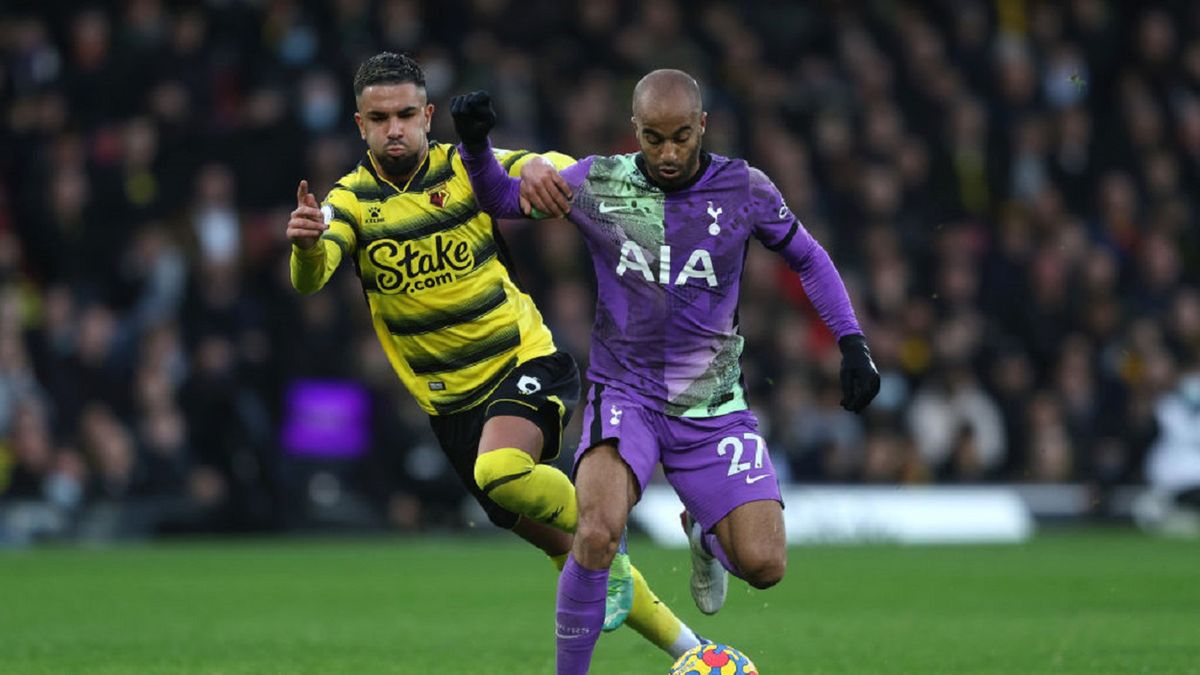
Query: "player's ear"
354 111 366 140
699 111 707 135
424 103 434 132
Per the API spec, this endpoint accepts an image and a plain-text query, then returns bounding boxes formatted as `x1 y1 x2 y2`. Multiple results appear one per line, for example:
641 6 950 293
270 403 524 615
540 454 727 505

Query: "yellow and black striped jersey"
291 142 575 415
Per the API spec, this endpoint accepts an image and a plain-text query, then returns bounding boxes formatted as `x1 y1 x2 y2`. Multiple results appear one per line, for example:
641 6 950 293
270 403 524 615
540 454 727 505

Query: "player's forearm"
790 241 863 340
290 240 341 294
459 140 524 219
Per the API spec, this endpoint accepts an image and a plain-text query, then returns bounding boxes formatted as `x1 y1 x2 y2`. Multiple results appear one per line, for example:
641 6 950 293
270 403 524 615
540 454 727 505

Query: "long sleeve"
749 167 862 339
290 188 358 294
788 240 862 339
459 140 526 219
290 239 342 295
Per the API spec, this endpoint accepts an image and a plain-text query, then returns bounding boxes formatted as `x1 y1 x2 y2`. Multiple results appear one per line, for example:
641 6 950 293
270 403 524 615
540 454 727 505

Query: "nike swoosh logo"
555 629 591 640
598 202 632 214
745 474 770 484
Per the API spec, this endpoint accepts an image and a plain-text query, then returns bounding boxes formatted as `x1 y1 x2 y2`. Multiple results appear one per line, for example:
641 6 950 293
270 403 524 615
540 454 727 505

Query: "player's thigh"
429 407 519 529
429 406 484 487
479 415 544 462
573 442 638 565
573 383 660 500
661 410 783 537
575 443 639 529
479 351 582 463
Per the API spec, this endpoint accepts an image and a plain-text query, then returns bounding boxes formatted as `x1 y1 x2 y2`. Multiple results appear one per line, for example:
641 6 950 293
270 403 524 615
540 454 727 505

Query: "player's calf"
712 499 787 589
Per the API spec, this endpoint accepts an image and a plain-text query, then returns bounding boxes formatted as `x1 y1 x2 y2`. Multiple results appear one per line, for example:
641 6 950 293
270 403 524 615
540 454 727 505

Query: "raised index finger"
297 180 309 205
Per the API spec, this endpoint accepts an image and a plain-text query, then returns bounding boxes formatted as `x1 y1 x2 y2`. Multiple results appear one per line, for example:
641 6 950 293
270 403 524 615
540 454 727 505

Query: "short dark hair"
353 52 425 98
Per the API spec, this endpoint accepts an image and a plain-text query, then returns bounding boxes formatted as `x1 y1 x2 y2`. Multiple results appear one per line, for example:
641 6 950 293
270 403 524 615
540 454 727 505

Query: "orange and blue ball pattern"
669 643 759 675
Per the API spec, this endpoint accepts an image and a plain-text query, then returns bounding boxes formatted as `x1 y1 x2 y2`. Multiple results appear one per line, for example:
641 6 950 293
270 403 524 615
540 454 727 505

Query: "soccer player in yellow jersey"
286 52 707 662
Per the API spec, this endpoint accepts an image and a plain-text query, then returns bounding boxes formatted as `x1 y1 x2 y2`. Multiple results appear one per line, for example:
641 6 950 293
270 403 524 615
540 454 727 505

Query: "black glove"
450 90 497 149
838 334 881 413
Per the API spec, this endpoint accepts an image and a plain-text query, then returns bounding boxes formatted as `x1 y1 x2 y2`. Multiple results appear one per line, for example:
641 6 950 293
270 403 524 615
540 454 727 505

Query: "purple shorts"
575 383 783 533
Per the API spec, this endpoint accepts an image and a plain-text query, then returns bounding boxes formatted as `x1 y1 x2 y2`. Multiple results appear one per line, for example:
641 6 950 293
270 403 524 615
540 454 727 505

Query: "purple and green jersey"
462 143 862 418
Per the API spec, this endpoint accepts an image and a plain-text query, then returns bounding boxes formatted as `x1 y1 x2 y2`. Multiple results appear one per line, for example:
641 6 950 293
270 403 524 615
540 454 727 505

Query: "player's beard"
654 144 702 189
376 145 424 180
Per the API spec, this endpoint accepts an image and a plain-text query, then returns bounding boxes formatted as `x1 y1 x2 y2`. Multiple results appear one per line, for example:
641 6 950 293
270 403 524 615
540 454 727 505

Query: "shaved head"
630 69 707 189
632 69 703 120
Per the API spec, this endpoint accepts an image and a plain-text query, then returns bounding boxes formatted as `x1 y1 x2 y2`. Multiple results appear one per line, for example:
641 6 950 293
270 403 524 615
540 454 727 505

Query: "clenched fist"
450 90 497 149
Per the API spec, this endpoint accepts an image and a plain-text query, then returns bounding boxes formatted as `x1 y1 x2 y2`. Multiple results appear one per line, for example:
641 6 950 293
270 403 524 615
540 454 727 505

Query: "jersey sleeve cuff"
291 241 326 259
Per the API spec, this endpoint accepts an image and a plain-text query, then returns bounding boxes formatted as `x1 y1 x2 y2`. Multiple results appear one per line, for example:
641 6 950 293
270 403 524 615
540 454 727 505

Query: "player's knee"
574 519 621 567
478 498 520 530
739 547 787 589
474 447 533 497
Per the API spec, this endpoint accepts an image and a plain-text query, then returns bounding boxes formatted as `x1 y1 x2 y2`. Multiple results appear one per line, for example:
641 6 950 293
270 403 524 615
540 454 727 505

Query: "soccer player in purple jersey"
287 54 717 665
452 70 880 674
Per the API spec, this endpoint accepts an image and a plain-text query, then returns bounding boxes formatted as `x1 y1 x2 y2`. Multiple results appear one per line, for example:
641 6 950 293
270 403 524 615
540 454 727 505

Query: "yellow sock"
475 447 578 533
626 564 698 657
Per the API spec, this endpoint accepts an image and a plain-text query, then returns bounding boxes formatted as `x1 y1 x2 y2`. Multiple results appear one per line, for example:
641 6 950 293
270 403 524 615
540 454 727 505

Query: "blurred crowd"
1 0 1199 539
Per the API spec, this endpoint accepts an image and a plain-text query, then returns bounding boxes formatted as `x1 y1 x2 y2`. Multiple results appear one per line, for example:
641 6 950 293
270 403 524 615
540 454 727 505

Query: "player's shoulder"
426 140 457 165
327 159 379 202
741 163 789 222
739 160 775 191
704 152 754 180
435 141 472 177
709 157 780 217
421 142 459 187
694 153 762 197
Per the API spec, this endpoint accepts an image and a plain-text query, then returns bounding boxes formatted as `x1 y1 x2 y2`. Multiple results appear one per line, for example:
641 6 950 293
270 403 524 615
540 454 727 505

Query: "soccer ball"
669 643 758 675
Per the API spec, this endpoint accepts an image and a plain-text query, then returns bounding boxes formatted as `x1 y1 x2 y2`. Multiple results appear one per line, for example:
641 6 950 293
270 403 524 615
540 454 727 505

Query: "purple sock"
704 532 742 579
556 555 608 675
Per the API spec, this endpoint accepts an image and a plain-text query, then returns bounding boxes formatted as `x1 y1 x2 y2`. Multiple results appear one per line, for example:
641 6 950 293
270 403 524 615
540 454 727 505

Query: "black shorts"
428 350 581 529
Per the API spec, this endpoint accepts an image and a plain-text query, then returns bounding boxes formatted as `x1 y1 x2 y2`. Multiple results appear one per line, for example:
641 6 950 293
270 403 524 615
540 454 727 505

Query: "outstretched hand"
519 156 572 218
838 334 881 413
287 180 326 250
450 90 497 148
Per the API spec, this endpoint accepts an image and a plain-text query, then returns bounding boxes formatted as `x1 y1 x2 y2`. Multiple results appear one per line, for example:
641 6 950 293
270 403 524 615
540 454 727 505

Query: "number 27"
716 433 765 476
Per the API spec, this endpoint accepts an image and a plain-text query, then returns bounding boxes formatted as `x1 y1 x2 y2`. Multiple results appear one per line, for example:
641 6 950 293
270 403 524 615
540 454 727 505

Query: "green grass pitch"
2 529 1197 673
